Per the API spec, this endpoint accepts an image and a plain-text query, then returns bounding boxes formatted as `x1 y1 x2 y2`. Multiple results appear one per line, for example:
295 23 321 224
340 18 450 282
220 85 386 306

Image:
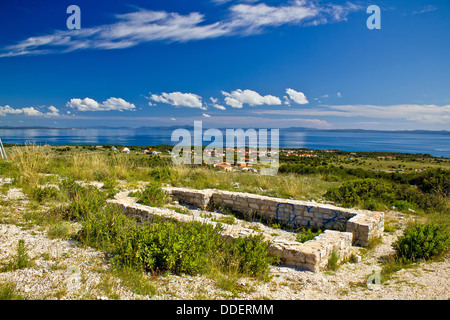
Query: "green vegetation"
1 239 33 272
296 228 323 243
1 143 449 297
392 223 449 262
129 180 169 207
324 177 448 214
0 281 27 300
77 204 276 279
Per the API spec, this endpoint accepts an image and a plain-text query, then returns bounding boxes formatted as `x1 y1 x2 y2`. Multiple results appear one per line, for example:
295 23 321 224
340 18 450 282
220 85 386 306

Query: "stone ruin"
108 187 384 272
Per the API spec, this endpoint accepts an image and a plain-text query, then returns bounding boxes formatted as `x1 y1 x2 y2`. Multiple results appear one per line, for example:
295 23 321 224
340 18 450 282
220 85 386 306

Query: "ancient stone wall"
107 191 354 272
163 187 384 247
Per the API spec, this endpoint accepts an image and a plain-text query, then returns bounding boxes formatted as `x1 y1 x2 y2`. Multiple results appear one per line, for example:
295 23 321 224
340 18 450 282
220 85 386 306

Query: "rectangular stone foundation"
163 187 384 246
107 195 354 272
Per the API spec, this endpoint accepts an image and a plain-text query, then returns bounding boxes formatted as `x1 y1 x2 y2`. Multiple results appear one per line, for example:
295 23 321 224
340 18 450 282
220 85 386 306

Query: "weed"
1 239 33 272
326 250 340 271
0 281 26 300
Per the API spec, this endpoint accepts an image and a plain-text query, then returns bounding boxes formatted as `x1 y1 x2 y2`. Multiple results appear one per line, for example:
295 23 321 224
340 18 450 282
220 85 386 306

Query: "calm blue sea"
1 128 449 158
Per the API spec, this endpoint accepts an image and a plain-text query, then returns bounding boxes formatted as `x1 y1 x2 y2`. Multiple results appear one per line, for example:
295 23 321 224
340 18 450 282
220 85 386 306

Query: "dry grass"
9 144 54 187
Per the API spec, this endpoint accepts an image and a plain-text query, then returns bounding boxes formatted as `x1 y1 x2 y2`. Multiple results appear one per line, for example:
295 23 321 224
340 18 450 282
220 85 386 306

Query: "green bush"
324 178 447 214
30 186 60 203
75 205 276 279
392 223 449 262
296 228 323 243
130 180 168 207
58 179 108 220
149 167 179 183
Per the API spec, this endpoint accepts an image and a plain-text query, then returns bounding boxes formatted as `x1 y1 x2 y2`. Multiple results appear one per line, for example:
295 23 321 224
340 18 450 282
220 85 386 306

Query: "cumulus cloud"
22 107 43 116
210 97 226 110
202 113 211 117
0 2 362 57
46 106 60 116
0 105 24 116
285 88 309 105
150 92 205 109
221 89 281 108
0 105 60 117
66 97 135 112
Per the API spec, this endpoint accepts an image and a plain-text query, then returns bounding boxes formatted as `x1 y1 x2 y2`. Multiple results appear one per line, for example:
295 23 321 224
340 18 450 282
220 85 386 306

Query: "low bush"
392 223 449 262
129 180 168 207
149 167 179 183
296 228 323 243
324 178 447 214
75 204 276 279
30 186 60 203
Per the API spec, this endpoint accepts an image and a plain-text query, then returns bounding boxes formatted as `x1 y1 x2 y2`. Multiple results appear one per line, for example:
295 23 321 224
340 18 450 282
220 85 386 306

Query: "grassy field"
0 143 448 299
2 144 449 215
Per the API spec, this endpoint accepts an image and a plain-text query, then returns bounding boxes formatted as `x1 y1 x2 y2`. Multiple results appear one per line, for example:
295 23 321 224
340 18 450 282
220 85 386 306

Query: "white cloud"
212 103 226 110
0 3 362 57
66 97 135 112
337 92 342 98
0 105 60 117
0 105 23 116
202 113 211 117
209 97 226 110
150 92 205 109
227 0 318 33
221 89 281 108
285 88 309 105
413 5 437 15
254 104 450 124
22 107 44 116
47 106 60 116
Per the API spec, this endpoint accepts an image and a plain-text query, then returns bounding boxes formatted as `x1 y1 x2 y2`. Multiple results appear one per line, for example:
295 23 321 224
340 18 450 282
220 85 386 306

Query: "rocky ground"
0 179 448 300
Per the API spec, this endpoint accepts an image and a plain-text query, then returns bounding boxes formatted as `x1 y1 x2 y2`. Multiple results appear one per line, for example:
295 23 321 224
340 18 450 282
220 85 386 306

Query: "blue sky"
0 0 449 130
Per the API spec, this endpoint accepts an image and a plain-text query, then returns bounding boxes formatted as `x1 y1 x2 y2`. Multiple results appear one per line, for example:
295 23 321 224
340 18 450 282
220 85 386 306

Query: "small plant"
47 223 70 239
213 215 236 225
30 186 60 203
129 180 168 207
326 249 340 271
296 228 323 243
1 239 33 272
392 223 449 262
114 267 157 297
166 205 191 215
0 281 26 300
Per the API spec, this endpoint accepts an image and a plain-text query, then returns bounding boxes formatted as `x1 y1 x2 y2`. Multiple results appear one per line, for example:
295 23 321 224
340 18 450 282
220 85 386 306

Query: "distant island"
1 125 449 135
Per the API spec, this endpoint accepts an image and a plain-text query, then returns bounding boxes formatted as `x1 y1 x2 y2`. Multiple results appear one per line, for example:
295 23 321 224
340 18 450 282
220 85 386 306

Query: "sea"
0 127 449 158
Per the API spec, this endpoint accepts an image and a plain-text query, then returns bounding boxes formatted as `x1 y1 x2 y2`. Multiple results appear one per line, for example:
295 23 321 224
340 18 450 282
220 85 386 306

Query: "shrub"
149 167 179 183
75 205 276 279
324 178 447 214
392 223 449 262
58 179 108 220
130 180 168 207
297 228 323 243
30 186 60 203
